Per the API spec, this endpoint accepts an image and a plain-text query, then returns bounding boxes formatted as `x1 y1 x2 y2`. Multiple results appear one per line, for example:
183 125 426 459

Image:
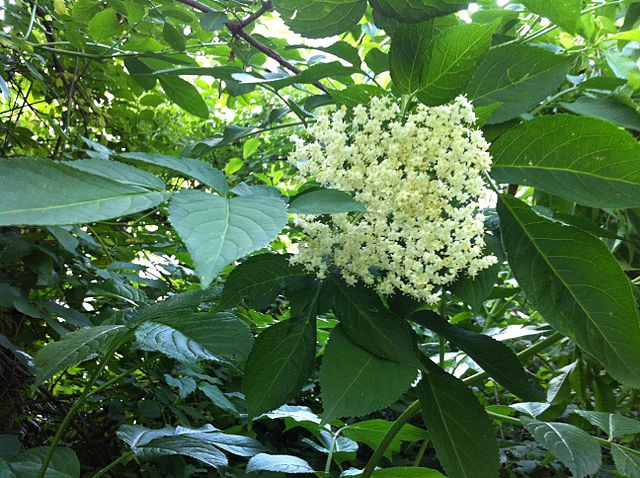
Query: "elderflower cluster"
289 96 497 304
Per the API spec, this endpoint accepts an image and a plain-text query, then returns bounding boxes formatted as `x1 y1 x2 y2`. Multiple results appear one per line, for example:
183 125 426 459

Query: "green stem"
90 451 134 478
360 332 565 477
413 439 429 467
324 426 346 473
37 342 129 478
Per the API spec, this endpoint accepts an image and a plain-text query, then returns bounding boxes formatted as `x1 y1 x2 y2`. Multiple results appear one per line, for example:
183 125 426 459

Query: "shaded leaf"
159 77 208 118
371 0 469 23
560 96 640 132
8 447 79 478
289 189 367 215
573 410 640 438
272 0 367 38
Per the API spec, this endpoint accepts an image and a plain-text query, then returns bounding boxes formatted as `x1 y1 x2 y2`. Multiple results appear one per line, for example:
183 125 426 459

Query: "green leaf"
464 45 571 124
169 190 288 287
560 97 640 132
35 325 126 385
418 21 497 105
412 312 543 401
88 8 120 42
370 0 469 23
521 0 580 34
524 420 602 478
272 0 367 38
326 278 421 368
64 159 165 191
8 447 80 478
243 137 260 159
233 62 358 90
198 382 239 415
164 375 197 399
0 158 167 226
573 410 640 438
159 77 208 118
117 424 228 469
218 254 309 311
329 84 386 108
450 264 499 312
491 115 640 208
288 189 367 215
417 358 500 478
136 312 253 363
244 313 318 416
162 23 186 51
320 325 416 422
497 195 640 387
342 420 427 460
118 152 228 195
246 453 314 474
389 17 456 94
612 444 640 478
73 0 100 22
200 11 229 31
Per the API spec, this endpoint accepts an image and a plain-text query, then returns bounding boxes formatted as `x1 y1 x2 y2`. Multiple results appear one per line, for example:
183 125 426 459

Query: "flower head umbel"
289 96 497 304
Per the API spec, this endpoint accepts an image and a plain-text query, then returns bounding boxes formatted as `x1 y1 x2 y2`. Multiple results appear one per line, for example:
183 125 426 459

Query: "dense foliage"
1 0 640 477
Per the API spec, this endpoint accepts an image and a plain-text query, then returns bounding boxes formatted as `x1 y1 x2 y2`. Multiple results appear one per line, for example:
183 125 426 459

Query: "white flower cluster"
289 96 497 304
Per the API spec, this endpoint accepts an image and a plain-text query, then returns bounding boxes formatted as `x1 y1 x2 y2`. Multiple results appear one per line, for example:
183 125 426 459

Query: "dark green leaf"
560 97 640 131
370 0 469 23
612 444 640 478
8 447 80 478
327 278 421 368
412 312 543 401
573 410 640 438
200 11 228 31
498 196 640 387
218 254 309 311
521 0 580 33
320 325 416 422
450 264 499 312
342 420 426 460
162 23 185 51
418 358 500 478
491 115 640 208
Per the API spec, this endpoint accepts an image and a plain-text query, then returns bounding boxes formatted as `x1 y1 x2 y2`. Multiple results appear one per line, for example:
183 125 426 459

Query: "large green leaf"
389 17 456 94
326 278 421 368
612 444 640 478
464 45 571 123
8 447 80 478
64 159 165 191
118 152 228 195
417 358 500 478
244 295 319 417
491 115 640 208
159 77 208 118
573 410 640 438
35 325 126 385
168 190 288 287
521 0 581 33
371 0 469 23
418 21 497 105
497 196 640 387
0 158 166 226
524 420 602 478
218 254 309 311
117 424 242 469
288 189 366 215
320 325 416 422
87 8 120 42
370 469 446 478
135 312 253 363
272 0 367 38
412 312 543 401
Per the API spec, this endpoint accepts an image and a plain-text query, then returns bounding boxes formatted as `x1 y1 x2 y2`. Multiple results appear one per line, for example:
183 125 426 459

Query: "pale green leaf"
371 0 469 23
118 152 228 195
524 420 602 478
464 45 571 123
320 325 416 422
159 77 208 118
88 8 120 42
169 190 288 287
612 444 640 478
0 158 166 226
574 410 640 438
498 196 640 387
246 453 314 474
491 115 640 208
288 189 367 215
200 11 229 31
64 159 165 191
8 447 79 478
342 420 427 459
